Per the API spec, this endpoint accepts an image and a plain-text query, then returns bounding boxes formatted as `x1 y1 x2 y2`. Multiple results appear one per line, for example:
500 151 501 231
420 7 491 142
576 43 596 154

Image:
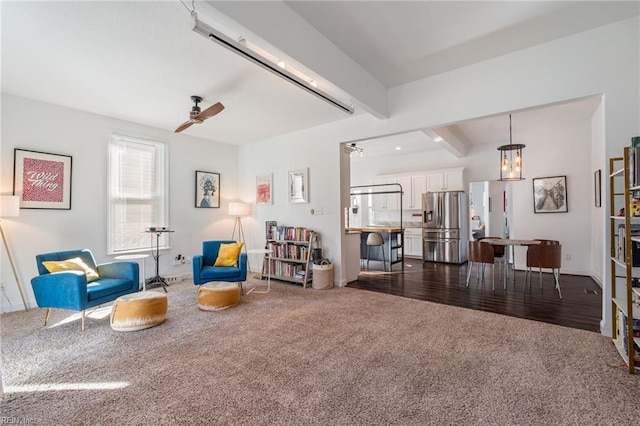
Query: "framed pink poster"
256 174 272 205
13 149 72 210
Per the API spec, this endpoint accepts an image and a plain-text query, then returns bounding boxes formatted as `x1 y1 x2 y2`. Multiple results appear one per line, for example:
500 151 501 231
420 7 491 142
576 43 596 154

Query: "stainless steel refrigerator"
422 191 468 264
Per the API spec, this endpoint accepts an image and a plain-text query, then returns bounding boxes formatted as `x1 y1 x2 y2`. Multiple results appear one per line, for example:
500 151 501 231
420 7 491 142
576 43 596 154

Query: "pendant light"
497 114 525 181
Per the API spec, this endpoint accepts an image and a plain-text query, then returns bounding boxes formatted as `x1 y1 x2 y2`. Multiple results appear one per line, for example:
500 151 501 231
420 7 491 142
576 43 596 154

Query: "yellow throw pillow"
214 242 244 267
42 257 100 282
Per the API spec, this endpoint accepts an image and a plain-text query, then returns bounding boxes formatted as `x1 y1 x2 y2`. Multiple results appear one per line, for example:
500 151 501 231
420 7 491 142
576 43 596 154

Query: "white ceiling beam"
422 128 468 158
200 1 389 119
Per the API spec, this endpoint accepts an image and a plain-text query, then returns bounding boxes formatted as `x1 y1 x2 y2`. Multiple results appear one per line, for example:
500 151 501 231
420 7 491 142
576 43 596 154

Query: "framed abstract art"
256 174 273 205
288 168 308 204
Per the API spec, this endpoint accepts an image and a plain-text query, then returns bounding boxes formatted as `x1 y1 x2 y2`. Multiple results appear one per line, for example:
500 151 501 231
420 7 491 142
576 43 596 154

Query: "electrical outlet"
184 257 191 264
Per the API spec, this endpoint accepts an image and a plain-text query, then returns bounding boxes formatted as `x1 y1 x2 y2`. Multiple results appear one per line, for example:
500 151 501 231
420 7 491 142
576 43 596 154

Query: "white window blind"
109 134 168 254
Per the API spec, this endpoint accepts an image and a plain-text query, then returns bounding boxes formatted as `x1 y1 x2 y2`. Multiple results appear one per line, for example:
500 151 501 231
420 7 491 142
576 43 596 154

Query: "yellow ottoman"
110 291 168 331
197 282 241 311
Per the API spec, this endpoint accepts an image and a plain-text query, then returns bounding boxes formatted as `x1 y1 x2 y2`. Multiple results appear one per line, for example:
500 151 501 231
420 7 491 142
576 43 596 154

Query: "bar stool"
366 233 386 271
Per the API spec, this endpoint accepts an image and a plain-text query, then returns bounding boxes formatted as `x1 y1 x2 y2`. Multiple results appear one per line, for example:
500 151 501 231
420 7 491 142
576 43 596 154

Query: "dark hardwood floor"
348 258 603 333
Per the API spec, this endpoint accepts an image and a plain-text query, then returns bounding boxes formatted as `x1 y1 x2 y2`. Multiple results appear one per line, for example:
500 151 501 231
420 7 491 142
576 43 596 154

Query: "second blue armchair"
193 241 247 290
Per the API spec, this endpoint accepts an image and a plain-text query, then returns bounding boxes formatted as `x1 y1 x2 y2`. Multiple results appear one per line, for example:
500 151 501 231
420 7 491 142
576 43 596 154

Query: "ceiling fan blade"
174 120 194 133
195 102 224 121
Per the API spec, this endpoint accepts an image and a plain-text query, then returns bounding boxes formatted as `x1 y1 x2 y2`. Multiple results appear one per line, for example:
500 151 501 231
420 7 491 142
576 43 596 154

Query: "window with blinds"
108 134 168 253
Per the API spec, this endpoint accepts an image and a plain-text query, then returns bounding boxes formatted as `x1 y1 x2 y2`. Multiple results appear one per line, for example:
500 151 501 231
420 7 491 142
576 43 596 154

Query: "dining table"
480 238 541 288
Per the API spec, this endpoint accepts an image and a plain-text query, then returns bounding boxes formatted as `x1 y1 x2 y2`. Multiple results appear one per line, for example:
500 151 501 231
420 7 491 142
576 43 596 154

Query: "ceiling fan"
174 95 224 133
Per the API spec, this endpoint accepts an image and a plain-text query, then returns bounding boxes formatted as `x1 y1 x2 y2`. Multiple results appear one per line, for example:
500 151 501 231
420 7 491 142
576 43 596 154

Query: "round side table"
115 254 149 291
246 248 273 294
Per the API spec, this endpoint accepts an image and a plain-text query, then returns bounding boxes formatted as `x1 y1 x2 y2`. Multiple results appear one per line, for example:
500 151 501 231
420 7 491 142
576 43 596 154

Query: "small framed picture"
256 174 273 205
195 171 220 208
13 148 72 210
533 175 568 213
594 169 601 208
288 168 308 204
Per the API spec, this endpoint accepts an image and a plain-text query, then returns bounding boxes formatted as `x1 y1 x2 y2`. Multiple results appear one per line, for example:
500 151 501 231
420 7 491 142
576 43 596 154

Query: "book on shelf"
265 221 277 240
616 310 640 367
630 145 640 189
615 224 640 265
269 226 314 242
265 241 310 260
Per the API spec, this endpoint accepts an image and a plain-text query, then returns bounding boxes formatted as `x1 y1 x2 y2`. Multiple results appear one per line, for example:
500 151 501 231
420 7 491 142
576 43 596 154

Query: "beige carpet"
1 279 638 425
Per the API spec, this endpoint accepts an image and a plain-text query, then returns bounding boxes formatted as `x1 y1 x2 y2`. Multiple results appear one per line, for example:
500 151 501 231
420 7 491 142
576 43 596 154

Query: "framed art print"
288 168 308 204
533 175 567 213
13 149 72 210
594 169 601 208
195 171 220 208
256 173 273 204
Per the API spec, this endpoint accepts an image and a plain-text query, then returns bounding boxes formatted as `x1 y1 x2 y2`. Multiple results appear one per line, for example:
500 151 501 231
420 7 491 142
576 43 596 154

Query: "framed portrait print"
533 175 568 213
288 168 308 204
13 149 72 210
195 171 220 208
256 174 273 205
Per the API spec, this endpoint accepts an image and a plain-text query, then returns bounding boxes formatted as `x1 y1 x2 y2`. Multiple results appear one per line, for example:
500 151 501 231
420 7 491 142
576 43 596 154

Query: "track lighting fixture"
191 12 354 115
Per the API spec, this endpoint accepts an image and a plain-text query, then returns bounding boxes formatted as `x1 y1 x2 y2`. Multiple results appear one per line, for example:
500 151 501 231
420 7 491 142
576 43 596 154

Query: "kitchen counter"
345 227 403 233
346 228 405 271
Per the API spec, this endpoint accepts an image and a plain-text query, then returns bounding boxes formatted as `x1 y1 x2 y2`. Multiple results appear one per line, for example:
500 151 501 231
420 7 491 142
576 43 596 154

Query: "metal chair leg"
381 246 386 272
466 261 473 287
554 269 562 300
366 246 370 270
539 268 543 292
491 264 495 292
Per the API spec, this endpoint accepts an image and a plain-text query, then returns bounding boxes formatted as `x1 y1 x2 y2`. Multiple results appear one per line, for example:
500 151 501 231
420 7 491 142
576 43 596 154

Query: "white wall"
0 94 240 312
238 17 639 336
591 101 606 285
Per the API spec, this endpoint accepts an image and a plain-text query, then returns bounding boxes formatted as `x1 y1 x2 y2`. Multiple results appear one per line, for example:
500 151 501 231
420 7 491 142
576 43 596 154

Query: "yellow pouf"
197 282 241 311
110 291 168 331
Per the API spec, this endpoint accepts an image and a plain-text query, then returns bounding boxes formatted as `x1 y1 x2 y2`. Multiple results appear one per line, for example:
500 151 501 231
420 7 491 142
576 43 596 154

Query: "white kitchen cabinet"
404 228 423 258
397 176 412 209
411 175 426 208
426 168 464 192
397 175 426 210
372 178 399 210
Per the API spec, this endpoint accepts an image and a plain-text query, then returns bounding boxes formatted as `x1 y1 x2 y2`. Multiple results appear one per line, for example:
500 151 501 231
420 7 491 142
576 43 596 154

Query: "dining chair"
524 243 562 300
478 237 508 285
466 240 497 291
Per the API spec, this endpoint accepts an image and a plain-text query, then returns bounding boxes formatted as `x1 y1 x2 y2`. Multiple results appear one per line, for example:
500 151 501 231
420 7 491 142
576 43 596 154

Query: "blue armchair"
192 241 247 290
31 249 139 330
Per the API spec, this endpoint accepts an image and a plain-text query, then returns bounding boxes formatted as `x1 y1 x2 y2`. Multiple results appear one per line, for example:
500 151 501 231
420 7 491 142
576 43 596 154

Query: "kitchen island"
345 227 404 271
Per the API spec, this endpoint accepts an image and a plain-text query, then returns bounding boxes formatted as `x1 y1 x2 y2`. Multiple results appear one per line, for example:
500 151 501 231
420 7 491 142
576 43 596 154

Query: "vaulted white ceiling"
2 1 637 151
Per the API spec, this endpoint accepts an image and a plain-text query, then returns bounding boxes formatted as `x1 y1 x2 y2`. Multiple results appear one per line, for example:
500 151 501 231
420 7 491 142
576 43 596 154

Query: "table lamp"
1 195 28 310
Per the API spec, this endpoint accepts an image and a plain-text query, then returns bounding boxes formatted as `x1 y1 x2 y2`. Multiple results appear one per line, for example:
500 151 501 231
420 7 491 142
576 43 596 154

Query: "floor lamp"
1 195 28 311
228 201 251 270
